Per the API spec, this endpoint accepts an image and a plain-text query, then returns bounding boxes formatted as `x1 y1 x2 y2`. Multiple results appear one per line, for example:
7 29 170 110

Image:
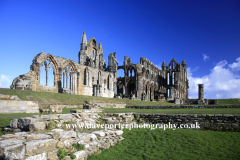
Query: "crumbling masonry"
11 32 189 101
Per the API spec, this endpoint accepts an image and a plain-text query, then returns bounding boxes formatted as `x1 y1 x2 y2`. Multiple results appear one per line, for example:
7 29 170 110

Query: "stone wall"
50 105 83 113
98 103 126 108
127 105 240 109
0 129 124 160
0 94 20 101
134 114 240 131
1 112 124 160
0 100 39 113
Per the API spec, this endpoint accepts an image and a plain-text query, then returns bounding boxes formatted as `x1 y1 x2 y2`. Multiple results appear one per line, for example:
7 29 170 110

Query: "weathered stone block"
115 130 123 136
25 152 47 160
1 144 25 159
10 119 18 128
25 139 56 156
92 131 105 137
18 117 38 131
29 122 46 132
58 131 77 139
0 139 25 148
73 150 87 160
47 149 58 160
26 134 52 141
56 138 74 148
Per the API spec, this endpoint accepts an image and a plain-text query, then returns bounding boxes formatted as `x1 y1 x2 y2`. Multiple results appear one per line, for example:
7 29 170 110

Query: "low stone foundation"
1 110 124 160
0 94 21 101
134 114 240 131
0 100 39 113
97 103 126 108
50 105 83 113
127 105 240 109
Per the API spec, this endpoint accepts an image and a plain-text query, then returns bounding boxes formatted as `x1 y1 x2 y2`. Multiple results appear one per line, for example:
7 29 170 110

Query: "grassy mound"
217 99 240 105
89 128 240 160
102 107 240 114
0 88 174 107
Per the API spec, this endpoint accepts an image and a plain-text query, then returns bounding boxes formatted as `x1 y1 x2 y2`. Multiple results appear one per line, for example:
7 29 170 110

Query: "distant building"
11 32 189 101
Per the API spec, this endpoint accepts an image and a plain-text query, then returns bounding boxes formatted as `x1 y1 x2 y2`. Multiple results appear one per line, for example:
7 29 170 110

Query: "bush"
72 143 85 151
57 148 68 160
47 120 57 130
70 153 76 159
120 115 125 120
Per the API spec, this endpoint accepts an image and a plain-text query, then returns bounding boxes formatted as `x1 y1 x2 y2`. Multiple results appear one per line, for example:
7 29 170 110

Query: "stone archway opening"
117 80 124 95
127 80 136 97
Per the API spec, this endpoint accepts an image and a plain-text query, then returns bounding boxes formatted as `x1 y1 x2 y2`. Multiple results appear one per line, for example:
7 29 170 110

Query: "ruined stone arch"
117 79 125 95
84 67 90 86
62 60 77 72
126 65 136 77
39 54 59 87
107 74 113 90
126 79 136 96
142 67 146 76
146 81 150 90
98 71 102 85
61 60 78 91
146 70 150 79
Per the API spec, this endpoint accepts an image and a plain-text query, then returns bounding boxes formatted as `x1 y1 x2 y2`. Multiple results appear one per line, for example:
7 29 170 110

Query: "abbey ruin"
11 32 189 102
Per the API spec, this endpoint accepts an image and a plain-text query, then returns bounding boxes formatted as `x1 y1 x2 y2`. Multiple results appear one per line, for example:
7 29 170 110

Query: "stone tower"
198 84 204 100
198 84 205 104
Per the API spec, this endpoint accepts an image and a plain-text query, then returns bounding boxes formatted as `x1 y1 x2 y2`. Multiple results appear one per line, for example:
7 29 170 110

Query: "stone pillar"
93 84 97 96
86 72 89 86
72 72 74 93
96 85 100 96
99 85 102 96
66 73 69 88
147 89 150 101
74 73 77 94
63 72 65 88
198 84 204 100
46 67 49 86
70 73 72 91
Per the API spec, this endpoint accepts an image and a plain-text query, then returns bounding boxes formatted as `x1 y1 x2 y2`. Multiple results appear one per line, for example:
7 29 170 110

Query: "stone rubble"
0 109 127 160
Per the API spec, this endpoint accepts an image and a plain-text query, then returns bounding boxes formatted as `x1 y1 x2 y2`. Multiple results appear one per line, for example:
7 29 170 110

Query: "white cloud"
188 58 240 99
0 75 11 88
229 57 240 71
202 54 209 61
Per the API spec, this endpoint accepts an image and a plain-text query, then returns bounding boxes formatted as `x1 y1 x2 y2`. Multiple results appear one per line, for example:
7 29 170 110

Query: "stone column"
46 67 49 86
198 84 204 100
63 72 65 88
93 84 97 96
74 73 76 94
96 85 100 96
99 85 102 96
66 72 69 88
86 72 89 86
72 73 75 93
147 89 150 101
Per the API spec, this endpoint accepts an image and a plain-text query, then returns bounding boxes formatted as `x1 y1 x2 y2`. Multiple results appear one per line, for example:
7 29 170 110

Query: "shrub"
120 115 125 120
47 120 57 130
57 148 68 160
72 143 85 151
70 153 76 159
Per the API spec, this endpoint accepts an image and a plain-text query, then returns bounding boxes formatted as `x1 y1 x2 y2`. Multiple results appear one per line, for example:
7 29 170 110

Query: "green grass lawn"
88 128 240 160
0 113 42 136
217 99 240 105
0 88 174 107
102 107 240 114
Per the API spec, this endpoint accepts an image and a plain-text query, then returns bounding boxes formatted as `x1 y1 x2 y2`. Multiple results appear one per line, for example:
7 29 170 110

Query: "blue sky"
0 0 240 99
